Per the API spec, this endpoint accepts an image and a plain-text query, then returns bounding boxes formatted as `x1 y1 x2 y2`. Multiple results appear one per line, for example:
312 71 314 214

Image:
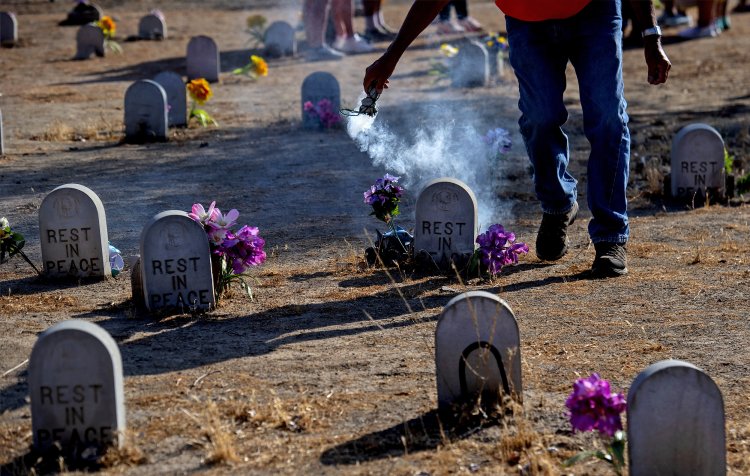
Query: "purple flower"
475 224 528 275
225 225 266 273
484 127 512 157
565 374 626 437
364 174 404 223
305 98 341 129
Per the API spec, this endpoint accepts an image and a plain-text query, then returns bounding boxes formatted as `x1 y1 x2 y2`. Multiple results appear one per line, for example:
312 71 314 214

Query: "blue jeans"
506 0 630 244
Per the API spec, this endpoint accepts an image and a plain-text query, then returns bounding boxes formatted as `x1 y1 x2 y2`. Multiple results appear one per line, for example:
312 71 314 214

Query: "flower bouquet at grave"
232 54 269 80
244 14 267 47
0 217 41 274
186 79 218 127
363 174 414 267
188 202 266 301
428 43 458 82
563 373 627 475
483 33 509 58
96 15 122 54
304 99 341 129
468 224 528 278
483 127 512 162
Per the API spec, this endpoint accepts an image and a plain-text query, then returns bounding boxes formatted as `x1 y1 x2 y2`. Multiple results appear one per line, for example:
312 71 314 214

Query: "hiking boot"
591 242 628 277
535 202 579 261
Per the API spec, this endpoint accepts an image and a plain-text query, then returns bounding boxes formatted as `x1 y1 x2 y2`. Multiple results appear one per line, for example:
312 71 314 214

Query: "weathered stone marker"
435 291 521 408
301 72 340 129
264 20 296 58
74 24 105 60
0 108 4 155
153 71 187 127
139 211 215 312
186 35 220 83
0 12 18 46
124 79 168 143
451 41 489 88
671 123 725 200
415 177 477 268
627 359 726 476
39 184 111 278
139 12 166 40
29 320 125 452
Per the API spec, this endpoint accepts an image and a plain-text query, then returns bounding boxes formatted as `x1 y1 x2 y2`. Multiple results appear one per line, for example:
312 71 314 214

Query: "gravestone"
0 12 18 47
74 24 105 60
451 41 489 88
139 13 167 40
186 35 220 83
29 320 125 452
414 177 478 268
0 108 4 155
301 72 340 129
124 79 168 143
39 184 111 278
139 211 215 312
153 72 187 127
435 291 521 409
264 20 296 58
60 2 102 26
671 123 725 200
627 359 726 476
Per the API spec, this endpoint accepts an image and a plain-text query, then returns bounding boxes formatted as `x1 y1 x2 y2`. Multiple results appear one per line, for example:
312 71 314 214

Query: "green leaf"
563 450 607 467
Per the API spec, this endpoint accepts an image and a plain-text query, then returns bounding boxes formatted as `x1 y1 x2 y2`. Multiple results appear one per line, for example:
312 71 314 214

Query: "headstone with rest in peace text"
414 177 477 269
74 24 105 60
0 12 18 46
138 12 166 40
139 211 215 312
435 291 522 409
39 184 110 278
627 359 726 476
153 71 187 127
29 320 125 452
124 79 168 143
186 35 220 83
671 123 725 200
264 21 296 58
451 41 489 88
301 71 340 129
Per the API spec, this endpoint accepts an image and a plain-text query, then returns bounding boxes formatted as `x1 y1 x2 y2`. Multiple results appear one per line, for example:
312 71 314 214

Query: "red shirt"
495 0 592 21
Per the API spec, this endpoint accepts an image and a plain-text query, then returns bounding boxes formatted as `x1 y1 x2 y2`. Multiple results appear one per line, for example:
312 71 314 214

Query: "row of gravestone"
25 294 726 474
0 11 17 47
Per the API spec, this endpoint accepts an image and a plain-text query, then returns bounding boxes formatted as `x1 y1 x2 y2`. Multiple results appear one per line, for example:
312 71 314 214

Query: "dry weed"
199 402 241 466
99 432 148 469
34 117 122 142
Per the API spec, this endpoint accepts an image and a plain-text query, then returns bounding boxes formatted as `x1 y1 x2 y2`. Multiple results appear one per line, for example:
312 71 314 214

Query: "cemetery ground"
1 1 750 474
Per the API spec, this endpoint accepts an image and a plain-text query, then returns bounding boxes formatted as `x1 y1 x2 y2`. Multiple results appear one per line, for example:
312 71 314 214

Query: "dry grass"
0 293 84 314
99 432 148 469
191 402 241 466
33 118 122 142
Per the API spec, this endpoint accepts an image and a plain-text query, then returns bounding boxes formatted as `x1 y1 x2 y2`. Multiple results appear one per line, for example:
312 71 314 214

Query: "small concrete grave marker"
264 20 296 57
29 320 125 452
301 72 340 129
414 177 477 267
627 359 726 476
671 123 725 199
451 41 489 88
124 79 168 143
186 35 220 83
435 291 521 408
0 108 4 155
139 211 215 312
153 72 187 127
39 184 110 278
74 24 105 60
0 12 18 47
139 13 167 40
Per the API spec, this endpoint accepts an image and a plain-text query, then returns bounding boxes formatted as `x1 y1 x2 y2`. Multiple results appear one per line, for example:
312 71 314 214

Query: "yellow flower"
246 14 266 29
439 43 458 58
250 55 268 77
486 40 494 47
97 16 116 38
187 78 213 105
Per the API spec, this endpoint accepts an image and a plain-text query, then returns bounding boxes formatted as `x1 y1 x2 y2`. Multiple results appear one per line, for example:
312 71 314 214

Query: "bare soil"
1 1 750 475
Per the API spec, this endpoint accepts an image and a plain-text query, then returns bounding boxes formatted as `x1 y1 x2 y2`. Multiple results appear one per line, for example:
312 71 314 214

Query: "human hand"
363 52 399 93
644 38 671 85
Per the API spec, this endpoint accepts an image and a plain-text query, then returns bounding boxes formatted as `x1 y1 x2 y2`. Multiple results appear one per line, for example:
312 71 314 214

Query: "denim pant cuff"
592 236 628 245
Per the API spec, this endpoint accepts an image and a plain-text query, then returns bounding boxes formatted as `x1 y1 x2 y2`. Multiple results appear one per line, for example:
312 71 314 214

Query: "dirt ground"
1 0 750 474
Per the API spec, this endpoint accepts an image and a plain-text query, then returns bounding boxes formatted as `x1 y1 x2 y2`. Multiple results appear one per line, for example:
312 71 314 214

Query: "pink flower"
211 208 239 229
188 201 218 225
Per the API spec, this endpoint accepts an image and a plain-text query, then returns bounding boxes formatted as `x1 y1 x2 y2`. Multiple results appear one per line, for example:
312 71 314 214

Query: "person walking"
363 0 671 277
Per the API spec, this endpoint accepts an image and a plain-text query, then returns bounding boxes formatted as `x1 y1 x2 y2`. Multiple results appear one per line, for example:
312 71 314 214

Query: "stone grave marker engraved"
301 71 340 129
29 320 125 452
451 41 489 88
627 359 726 476
264 20 296 58
39 184 110 278
138 13 166 40
153 71 187 127
139 211 215 312
0 12 18 46
124 79 168 143
74 24 105 60
435 291 521 408
414 177 477 267
671 123 725 199
186 35 220 83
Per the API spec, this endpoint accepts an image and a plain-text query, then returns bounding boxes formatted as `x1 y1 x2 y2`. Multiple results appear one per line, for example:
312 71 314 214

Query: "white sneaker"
333 34 374 54
436 20 465 34
305 44 345 61
678 24 719 39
